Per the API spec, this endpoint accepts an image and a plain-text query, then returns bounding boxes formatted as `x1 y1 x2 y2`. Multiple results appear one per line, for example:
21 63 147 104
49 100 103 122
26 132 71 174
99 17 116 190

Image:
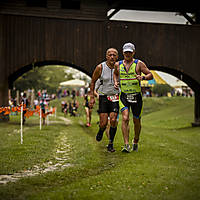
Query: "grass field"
0 97 200 200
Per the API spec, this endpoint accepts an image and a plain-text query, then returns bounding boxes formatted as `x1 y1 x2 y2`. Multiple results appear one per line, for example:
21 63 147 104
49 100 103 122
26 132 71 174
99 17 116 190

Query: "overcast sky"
108 9 188 86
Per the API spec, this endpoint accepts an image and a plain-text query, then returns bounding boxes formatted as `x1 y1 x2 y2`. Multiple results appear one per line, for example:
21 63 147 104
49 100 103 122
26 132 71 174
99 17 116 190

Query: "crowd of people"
8 89 54 125
61 99 79 117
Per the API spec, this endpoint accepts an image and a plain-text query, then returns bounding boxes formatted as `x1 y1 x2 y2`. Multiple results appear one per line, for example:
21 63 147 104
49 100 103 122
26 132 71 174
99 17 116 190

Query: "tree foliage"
14 66 69 94
152 84 173 96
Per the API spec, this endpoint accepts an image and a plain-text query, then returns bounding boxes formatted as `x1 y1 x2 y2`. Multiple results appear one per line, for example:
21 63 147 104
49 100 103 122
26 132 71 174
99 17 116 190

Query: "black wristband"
142 76 146 80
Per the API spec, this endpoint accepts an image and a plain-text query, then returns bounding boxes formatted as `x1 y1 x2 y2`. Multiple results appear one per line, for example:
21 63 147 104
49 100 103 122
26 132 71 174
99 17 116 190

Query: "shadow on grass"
172 125 200 131
77 120 98 139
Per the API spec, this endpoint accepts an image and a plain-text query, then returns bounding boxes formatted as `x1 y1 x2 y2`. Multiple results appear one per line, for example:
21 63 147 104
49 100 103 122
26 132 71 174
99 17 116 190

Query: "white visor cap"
123 43 135 53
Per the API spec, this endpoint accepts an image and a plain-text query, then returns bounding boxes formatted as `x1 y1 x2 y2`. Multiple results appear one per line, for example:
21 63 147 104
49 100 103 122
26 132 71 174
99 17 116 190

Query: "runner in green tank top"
114 42 153 152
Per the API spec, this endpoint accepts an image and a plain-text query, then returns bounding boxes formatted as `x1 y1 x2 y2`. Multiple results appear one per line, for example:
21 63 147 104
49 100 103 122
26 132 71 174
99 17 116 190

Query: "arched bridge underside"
0 14 200 125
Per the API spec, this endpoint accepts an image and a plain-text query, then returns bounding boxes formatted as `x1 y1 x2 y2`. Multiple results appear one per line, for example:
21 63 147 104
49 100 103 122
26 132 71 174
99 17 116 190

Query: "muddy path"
0 117 72 184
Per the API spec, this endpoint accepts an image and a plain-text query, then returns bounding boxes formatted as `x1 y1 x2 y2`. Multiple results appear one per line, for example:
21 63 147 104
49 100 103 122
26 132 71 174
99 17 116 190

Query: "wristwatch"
142 76 146 80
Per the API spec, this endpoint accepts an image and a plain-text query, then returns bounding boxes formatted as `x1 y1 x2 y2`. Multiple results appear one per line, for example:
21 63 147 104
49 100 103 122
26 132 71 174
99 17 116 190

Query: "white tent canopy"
60 79 86 87
170 79 188 88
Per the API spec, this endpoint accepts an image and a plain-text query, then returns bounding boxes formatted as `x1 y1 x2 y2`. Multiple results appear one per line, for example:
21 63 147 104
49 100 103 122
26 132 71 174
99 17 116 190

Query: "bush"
152 84 173 96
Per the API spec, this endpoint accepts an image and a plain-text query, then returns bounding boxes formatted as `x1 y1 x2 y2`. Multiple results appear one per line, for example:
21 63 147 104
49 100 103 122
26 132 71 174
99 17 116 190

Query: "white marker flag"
40 107 42 130
20 103 23 144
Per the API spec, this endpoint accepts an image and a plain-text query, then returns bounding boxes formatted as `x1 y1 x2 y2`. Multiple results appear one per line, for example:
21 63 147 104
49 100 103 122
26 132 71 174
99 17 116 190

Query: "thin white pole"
20 103 23 144
40 107 42 130
47 108 49 125
50 106 53 116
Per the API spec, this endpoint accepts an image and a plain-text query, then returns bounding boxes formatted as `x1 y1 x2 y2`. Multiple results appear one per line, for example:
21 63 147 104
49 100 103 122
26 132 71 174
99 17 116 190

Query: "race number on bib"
126 93 137 103
107 94 119 102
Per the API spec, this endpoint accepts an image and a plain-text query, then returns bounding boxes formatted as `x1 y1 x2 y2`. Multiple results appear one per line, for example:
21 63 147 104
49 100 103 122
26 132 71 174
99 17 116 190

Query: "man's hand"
136 75 144 81
114 81 119 89
89 96 95 109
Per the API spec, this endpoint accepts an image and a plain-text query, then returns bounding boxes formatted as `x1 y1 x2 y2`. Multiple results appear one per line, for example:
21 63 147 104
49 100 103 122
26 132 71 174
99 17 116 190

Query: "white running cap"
123 43 135 52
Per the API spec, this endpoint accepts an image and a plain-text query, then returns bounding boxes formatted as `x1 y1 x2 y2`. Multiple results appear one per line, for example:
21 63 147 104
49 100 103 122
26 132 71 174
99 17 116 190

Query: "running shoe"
86 123 90 127
132 143 138 152
96 131 103 141
121 144 130 153
107 144 115 153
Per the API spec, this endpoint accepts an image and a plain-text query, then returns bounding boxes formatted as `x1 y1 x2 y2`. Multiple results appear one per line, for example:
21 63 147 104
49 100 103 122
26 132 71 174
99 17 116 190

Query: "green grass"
0 97 200 200
0 115 62 175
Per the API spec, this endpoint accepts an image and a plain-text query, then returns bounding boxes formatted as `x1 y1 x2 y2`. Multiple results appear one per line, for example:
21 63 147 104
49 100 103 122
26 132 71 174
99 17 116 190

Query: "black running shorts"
99 95 119 114
119 92 143 119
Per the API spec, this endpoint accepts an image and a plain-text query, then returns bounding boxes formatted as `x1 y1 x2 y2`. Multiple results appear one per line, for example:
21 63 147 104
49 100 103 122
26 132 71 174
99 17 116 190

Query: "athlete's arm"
136 61 153 81
94 89 99 99
113 62 120 89
89 64 102 108
90 64 102 96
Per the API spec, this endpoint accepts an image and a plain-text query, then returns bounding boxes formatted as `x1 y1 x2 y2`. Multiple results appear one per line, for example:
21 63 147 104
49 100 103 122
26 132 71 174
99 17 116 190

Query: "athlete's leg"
119 92 130 146
96 113 108 141
133 117 141 143
108 112 118 144
131 93 143 144
85 107 90 125
99 113 108 128
109 112 118 127
105 117 110 139
89 108 92 125
121 109 130 145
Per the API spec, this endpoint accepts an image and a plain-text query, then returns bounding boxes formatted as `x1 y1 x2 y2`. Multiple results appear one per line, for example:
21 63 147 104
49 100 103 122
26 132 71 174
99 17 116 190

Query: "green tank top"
119 59 141 94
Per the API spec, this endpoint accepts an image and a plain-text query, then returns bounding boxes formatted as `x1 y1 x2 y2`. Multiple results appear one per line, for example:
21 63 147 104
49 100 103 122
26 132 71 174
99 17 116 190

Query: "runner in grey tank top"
89 48 119 152
98 61 119 96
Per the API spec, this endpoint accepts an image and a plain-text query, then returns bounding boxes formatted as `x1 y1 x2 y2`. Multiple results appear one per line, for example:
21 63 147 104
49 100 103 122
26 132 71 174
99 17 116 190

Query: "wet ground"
0 117 72 184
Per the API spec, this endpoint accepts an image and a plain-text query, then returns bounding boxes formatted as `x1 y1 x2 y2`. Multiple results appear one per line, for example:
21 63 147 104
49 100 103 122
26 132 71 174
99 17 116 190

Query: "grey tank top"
97 61 119 96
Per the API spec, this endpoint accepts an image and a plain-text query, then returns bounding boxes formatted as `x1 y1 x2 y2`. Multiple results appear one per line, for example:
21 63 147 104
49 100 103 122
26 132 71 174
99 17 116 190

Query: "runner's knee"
122 115 129 123
133 117 141 126
99 120 107 128
110 117 117 127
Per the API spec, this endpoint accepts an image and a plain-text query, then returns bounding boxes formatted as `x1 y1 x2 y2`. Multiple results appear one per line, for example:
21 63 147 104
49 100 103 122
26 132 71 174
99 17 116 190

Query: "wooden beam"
107 8 120 19
180 12 195 24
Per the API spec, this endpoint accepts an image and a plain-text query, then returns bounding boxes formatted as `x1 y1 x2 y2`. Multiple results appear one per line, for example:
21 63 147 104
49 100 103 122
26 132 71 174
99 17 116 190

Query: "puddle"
0 117 73 184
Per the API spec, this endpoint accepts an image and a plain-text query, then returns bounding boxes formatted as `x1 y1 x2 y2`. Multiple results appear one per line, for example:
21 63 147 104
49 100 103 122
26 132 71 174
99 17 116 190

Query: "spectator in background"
73 99 79 113
61 100 65 112
79 87 85 97
40 98 46 125
34 98 39 109
68 101 76 117
84 89 92 127
37 90 42 99
64 102 68 116
63 89 67 97
72 90 76 99
57 88 62 99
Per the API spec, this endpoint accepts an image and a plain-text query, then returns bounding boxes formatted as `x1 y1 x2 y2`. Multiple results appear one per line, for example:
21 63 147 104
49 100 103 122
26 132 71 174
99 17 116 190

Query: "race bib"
107 94 119 102
126 93 137 103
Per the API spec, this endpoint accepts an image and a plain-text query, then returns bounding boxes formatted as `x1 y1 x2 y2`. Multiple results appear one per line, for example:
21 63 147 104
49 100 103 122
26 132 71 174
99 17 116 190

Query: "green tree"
14 66 68 94
152 84 173 97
